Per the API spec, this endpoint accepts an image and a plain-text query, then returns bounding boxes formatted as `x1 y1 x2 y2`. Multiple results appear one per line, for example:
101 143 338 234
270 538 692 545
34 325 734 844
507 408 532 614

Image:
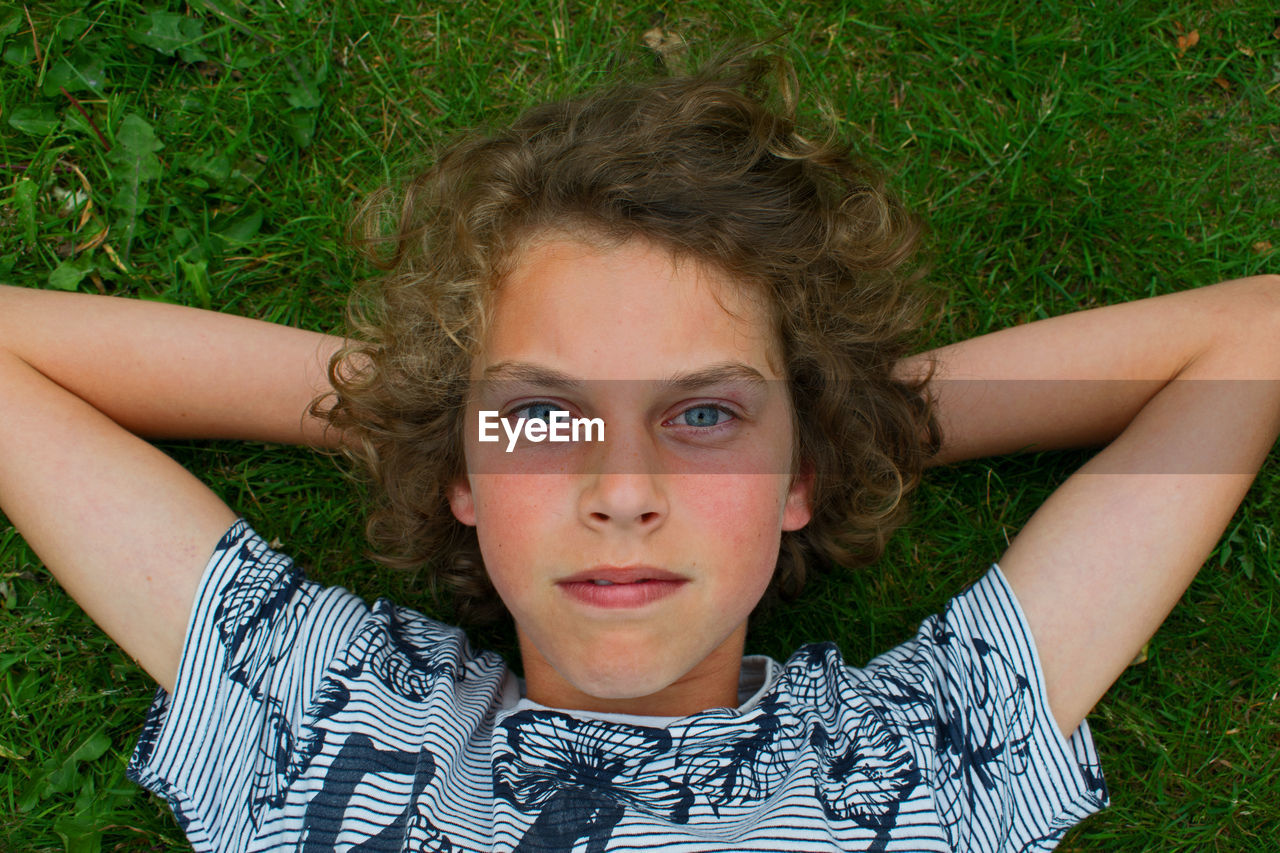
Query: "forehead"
478 233 782 381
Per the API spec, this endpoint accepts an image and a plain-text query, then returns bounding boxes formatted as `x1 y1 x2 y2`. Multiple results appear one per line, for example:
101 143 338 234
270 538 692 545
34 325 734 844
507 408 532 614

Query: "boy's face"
448 232 812 716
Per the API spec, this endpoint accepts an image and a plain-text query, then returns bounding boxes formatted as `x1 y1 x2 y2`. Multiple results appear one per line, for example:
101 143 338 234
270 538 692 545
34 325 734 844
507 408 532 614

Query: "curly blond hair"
316 48 941 625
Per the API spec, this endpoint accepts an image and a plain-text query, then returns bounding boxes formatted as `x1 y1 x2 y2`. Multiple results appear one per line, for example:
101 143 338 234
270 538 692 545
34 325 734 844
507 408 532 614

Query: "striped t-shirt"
127 520 1108 851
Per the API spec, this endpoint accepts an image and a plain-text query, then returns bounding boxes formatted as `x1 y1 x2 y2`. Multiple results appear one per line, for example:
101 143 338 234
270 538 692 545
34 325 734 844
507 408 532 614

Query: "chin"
561 653 682 702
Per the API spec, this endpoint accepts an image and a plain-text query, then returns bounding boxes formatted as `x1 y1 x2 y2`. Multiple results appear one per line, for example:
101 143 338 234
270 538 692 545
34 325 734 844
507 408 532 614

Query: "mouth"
559 566 686 584
557 566 688 608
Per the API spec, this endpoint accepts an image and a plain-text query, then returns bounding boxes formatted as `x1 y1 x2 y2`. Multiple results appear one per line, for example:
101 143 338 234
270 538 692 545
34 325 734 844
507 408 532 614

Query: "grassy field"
2 0 1278 849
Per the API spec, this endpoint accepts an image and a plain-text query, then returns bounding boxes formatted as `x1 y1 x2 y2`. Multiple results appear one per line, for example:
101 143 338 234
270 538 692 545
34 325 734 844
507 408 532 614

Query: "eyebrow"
480 360 770 393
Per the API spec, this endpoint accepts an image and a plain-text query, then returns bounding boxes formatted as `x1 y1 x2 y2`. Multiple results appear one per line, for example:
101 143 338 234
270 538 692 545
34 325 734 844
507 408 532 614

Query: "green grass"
2 0 1278 849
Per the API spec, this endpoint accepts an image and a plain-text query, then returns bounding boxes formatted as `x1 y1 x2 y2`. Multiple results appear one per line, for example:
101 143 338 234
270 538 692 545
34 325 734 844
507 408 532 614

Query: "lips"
558 566 686 584
557 566 688 608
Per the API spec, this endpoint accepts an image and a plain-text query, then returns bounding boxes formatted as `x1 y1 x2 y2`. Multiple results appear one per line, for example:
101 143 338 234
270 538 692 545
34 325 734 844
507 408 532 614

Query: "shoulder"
770 567 1108 848
205 520 500 686
330 594 508 702
130 520 513 849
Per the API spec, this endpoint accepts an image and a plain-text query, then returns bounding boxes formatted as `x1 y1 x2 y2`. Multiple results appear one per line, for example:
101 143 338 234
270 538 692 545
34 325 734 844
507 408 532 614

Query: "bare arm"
0 286 347 692
0 284 346 446
897 275 1280 735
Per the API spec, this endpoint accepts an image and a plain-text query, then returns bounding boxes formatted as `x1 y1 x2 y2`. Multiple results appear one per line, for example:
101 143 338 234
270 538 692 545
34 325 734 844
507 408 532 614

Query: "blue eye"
675 405 734 428
511 402 564 423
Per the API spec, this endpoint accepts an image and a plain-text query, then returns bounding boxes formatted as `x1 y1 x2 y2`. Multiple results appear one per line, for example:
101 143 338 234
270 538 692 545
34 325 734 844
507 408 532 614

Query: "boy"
1 55 1277 851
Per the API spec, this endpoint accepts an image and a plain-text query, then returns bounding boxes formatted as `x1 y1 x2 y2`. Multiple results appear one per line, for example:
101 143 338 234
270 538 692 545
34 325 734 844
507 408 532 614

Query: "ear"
447 475 477 527
781 459 814 532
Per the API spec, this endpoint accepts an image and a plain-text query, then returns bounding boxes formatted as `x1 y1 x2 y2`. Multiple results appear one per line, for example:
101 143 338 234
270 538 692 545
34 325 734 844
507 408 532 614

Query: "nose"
578 423 667 532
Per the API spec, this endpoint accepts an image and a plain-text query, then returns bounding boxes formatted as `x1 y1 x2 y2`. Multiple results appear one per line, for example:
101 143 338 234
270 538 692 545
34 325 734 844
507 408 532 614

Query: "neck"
520 627 747 717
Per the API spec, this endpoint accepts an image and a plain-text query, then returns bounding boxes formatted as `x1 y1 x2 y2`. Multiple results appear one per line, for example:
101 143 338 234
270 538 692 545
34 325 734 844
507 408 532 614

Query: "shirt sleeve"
847 563 1109 851
125 519 371 849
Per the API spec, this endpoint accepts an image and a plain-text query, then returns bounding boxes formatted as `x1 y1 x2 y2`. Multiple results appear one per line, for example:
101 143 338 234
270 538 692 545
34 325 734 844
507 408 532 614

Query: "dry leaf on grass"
1176 28 1199 56
643 25 687 73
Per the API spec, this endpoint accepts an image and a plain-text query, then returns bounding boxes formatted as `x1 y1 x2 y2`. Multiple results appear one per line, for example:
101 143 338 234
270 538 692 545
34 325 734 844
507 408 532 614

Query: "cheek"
471 475 567 581
679 475 789 566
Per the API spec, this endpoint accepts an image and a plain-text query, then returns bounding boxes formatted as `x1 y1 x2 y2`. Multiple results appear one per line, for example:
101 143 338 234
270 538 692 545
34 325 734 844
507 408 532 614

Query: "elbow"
1178 275 1280 379
1242 273 1280 341
1221 275 1280 376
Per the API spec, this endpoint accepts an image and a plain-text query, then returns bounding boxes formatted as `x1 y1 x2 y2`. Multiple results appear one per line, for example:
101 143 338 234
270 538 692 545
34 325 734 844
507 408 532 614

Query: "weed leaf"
215 208 263 245
282 57 328 146
56 15 91 43
43 54 108 97
14 178 37 245
48 257 95 291
286 76 323 111
49 732 112 793
2 38 34 67
8 105 59 137
132 11 207 61
17 730 111 811
178 256 213 309
0 12 22 46
53 819 102 853
189 151 232 184
286 109 319 147
114 116 164 179
108 115 165 260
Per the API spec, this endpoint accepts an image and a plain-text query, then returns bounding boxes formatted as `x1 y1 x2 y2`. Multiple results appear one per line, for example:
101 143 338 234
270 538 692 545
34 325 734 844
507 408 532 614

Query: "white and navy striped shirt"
127 520 1107 851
